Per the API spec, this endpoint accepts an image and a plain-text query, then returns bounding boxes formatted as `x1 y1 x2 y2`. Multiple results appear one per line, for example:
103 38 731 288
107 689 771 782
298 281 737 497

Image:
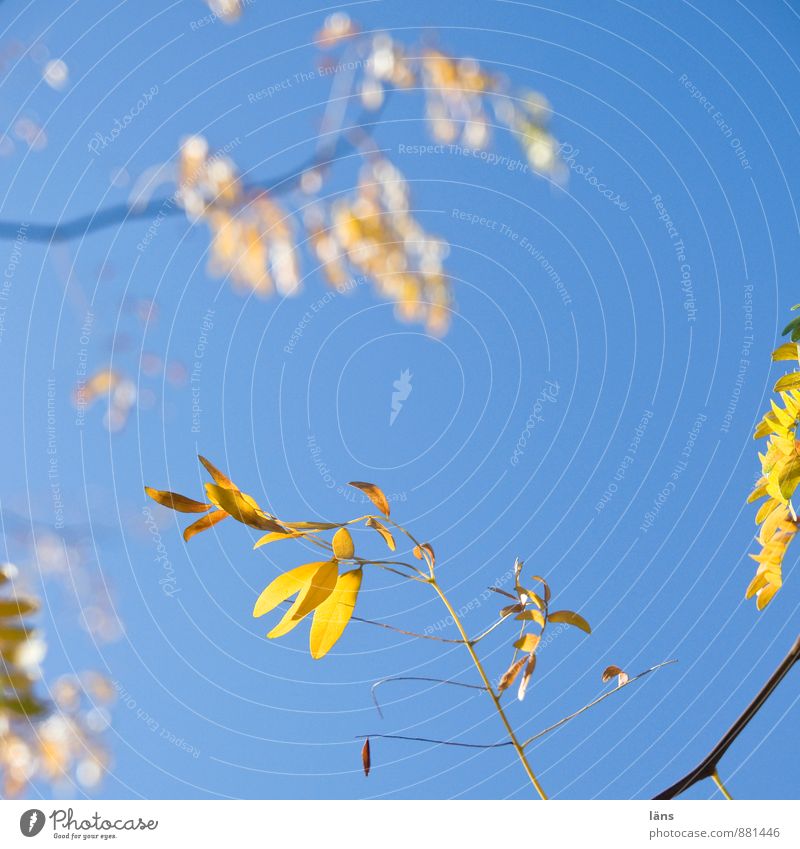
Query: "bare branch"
370 676 487 718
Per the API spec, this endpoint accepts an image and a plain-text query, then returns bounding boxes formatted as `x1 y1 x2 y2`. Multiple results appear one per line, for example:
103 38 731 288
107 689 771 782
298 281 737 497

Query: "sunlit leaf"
332 528 355 560
361 738 371 777
0 598 39 617
498 657 526 693
500 603 524 618
253 530 313 548
348 481 390 517
488 586 516 600
183 510 227 542
145 487 212 513
774 372 800 393
513 633 541 653
517 654 536 701
515 609 545 627
548 610 591 634
205 483 284 532
413 543 435 567
268 560 339 638
284 521 341 530
365 517 396 551
530 575 551 603
772 343 800 362
601 664 625 683
198 454 237 489
253 562 326 618
310 568 362 659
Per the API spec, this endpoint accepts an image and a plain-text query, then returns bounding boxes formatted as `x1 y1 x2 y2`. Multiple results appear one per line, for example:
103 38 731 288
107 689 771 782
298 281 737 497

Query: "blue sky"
1 0 799 799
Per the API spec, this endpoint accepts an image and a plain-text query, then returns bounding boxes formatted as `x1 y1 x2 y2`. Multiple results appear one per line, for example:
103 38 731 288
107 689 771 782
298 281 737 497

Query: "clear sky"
1 0 799 800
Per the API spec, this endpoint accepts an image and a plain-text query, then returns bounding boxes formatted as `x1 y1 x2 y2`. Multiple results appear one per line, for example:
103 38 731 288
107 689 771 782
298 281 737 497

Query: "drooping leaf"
413 543 435 568
500 603 524 618
198 454 236 489
253 530 313 548
205 483 284 532
365 517 396 551
361 738 371 777
310 568 362 659
183 510 227 542
268 561 339 638
0 598 39 618
515 609 545 627
517 654 537 701
253 562 327 618
348 481 390 517
145 487 212 514
513 633 541 653
498 657 526 693
777 454 800 501
548 610 591 634
601 665 625 683
530 575 551 603
756 583 780 610
332 528 355 560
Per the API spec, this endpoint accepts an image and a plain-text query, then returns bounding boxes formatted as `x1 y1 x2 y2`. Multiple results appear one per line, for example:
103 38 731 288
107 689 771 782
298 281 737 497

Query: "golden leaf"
413 543 435 567
253 530 313 548
361 738 371 777
530 575 551 603
515 609 545 627
205 483 284 532
513 633 541 653
183 510 227 542
198 455 236 489
283 521 341 530
332 528 355 560
772 342 800 362
774 372 800 392
365 517 396 551
0 598 39 618
348 481 390 517
548 610 591 634
145 487 212 514
310 568 362 659
517 654 536 701
253 562 327 618
778 455 800 501
756 583 780 610
498 657 526 693
268 561 339 638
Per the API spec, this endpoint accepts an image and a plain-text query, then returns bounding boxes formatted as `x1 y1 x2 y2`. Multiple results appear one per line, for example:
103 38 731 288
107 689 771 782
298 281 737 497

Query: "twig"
356 733 513 749
370 676 487 718
652 634 800 800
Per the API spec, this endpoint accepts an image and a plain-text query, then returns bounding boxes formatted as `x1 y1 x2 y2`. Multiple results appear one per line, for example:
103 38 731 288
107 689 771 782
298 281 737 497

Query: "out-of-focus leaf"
515 609 545 627
498 657 526 692
145 487 212 513
513 633 541 653
198 454 236 489
253 562 326 618
0 694 48 717
332 528 355 560
183 510 227 542
268 561 339 638
0 598 39 617
205 483 284 532
310 568 362 659
365 517 396 551
362 738 371 776
0 626 32 645
517 654 536 701
348 481 390 517
548 610 591 634
778 455 800 501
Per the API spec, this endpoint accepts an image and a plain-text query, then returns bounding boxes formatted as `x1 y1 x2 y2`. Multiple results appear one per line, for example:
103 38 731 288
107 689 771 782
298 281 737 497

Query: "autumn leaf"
513 633 541 653
413 543 435 567
365 517 396 551
145 487 212 513
310 568 362 659
205 483 284 532
361 738 371 777
198 454 236 489
253 530 313 548
774 372 800 392
530 575 551 603
348 481 390 517
332 527 355 560
268 561 339 639
253 562 328 618
183 510 227 542
548 610 591 634
771 342 800 362
515 609 545 627
500 603 524 618
498 657 526 693
517 654 537 701
0 598 39 618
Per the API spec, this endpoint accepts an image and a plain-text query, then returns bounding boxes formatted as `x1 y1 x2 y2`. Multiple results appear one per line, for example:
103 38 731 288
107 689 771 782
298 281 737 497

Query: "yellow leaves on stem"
332 528 355 560
365 517 395 551
205 483 284 533
348 481 390 517
309 569 363 659
514 633 541 653
144 488 212 513
547 610 592 634
183 510 227 542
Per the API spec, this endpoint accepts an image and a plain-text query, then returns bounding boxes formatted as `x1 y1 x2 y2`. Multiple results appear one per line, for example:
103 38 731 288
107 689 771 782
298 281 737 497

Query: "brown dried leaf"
601 664 624 683
517 654 537 702
348 481 390 517
361 738 371 777
365 517 396 551
500 603 524 618
498 657 526 693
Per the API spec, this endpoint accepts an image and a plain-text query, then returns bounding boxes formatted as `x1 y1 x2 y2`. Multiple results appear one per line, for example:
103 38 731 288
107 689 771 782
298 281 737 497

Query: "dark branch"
356 733 512 750
653 633 800 800
371 676 487 718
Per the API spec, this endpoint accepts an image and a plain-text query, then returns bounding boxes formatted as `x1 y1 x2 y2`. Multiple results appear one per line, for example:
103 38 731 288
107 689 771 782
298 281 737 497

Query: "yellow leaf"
772 342 800 362
283 521 341 530
205 483 284 532
348 481 390 517
198 455 236 489
517 654 536 701
530 575 551 603
268 560 339 638
413 543 435 568
774 372 800 392
498 657 526 693
747 484 767 504
0 598 39 617
756 583 780 610
745 572 769 599
253 562 325 618
548 610 591 634
145 487 212 514
365 517 396 551
183 510 227 542
778 455 800 501
515 609 545 627
332 528 355 560
253 530 313 548
310 568 362 659
513 633 541 653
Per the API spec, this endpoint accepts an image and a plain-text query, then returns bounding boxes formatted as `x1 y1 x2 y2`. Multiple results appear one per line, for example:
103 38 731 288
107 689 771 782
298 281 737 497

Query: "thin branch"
370 676 487 718
653 633 800 800
522 660 678 748
350 614 466 644
356 733 513 750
